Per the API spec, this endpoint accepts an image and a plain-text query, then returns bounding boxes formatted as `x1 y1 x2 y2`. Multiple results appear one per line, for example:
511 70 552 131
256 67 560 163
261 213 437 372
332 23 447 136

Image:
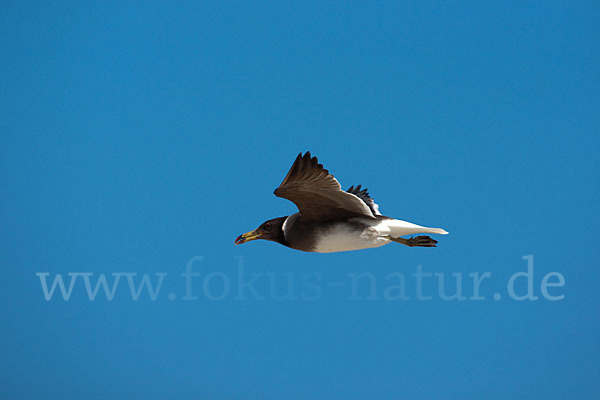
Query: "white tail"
383 219 449 237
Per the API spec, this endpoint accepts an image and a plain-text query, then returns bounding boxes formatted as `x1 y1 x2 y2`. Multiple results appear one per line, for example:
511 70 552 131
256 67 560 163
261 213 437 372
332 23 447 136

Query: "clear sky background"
1 1 599 399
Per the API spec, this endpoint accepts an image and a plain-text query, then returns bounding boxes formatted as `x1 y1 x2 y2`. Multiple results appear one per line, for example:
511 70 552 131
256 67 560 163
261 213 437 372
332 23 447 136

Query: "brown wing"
273 152 375 221
346 185 382 216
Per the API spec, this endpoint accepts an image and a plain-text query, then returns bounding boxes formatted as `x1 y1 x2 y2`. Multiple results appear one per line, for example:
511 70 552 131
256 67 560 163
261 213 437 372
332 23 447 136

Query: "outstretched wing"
274 152 375 221
346 185 381 216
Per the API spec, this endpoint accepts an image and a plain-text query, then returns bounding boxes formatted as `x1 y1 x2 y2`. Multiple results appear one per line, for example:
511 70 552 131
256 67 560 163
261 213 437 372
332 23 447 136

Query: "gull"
235 152 448 253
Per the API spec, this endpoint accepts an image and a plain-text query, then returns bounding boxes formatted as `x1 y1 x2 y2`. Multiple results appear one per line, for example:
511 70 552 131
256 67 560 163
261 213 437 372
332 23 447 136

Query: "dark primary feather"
273 152 376 221
346 185 381 216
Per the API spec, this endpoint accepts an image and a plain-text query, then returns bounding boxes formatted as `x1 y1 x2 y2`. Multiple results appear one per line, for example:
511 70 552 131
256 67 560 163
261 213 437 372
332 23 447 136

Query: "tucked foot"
386 235 438 247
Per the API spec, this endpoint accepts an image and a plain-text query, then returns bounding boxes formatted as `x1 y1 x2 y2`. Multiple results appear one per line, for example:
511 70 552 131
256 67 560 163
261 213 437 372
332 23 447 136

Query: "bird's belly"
312 225 389 253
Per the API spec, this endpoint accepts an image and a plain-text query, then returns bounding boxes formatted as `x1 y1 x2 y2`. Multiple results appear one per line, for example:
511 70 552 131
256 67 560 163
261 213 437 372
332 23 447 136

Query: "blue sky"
1 1 599 399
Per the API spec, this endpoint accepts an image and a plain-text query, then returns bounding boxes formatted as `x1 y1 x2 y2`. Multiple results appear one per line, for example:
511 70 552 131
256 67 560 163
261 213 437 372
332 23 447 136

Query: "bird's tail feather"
424 228 449 235
384 219 449 237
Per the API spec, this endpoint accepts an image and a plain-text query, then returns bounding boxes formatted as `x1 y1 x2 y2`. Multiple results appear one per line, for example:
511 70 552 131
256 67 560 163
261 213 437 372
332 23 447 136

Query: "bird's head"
235 217 287 245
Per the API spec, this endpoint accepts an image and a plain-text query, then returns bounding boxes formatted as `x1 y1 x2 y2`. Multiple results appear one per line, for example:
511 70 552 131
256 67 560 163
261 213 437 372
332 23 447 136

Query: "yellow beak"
234 230 261 245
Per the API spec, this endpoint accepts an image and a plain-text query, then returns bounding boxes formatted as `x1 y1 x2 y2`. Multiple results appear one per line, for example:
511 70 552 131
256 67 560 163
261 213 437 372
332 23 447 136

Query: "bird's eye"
264 223 271 230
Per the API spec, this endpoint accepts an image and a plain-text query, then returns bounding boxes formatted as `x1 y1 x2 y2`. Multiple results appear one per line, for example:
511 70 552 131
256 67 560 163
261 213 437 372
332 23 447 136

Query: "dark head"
235 217 287 246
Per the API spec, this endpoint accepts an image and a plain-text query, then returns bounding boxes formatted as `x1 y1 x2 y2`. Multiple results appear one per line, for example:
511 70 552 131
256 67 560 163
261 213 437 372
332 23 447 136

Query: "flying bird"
235 152 448 253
